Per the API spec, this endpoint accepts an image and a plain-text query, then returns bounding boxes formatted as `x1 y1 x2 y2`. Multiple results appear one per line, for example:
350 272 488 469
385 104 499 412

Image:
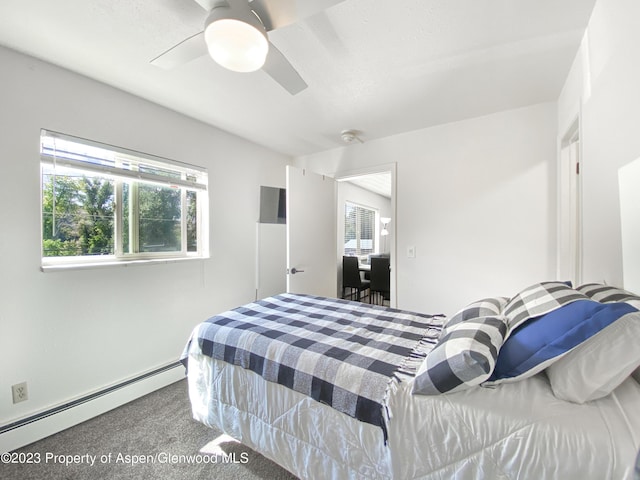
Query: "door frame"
335 163 397 307
557 116 583 285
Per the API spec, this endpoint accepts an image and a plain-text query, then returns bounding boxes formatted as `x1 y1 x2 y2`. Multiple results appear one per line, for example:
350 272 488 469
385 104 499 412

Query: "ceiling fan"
151 0 345 95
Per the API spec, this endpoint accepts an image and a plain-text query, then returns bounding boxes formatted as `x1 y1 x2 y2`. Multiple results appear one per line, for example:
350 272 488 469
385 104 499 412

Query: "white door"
286 166 337 297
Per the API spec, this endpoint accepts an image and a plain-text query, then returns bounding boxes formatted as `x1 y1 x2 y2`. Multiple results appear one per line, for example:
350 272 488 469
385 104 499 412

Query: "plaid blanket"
181 293 444 440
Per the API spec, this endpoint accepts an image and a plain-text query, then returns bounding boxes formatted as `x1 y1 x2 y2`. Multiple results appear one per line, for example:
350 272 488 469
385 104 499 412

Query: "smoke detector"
340 130 364 144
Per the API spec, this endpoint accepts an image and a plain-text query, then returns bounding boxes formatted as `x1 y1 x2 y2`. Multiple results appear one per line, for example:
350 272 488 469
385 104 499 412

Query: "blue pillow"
486 300 638 384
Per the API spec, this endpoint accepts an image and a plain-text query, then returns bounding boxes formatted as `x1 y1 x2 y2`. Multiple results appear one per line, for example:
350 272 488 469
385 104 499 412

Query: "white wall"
0 46 290 432
618 158 640 294
297 103 558 315
557 0 640 289
255 223 287 299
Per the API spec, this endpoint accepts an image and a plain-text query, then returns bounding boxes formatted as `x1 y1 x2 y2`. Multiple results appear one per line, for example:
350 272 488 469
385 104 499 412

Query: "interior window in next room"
344 201 376 259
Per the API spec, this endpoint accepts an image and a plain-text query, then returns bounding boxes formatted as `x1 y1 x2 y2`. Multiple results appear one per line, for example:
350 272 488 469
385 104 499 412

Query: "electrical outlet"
407 246 416 258
12 382 28 404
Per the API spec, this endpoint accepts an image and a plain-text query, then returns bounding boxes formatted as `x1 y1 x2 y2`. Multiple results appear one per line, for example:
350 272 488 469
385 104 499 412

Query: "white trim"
41 255 207 272
0 365 184 453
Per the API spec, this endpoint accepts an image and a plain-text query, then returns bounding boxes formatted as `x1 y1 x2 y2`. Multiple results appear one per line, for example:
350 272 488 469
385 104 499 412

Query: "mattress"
184 343 640 479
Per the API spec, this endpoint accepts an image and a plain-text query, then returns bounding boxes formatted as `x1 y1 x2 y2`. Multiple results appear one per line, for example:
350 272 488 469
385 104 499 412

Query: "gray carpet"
2 379 297 479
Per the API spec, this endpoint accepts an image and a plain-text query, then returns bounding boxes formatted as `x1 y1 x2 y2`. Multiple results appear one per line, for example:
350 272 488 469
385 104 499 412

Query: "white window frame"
40 130 209 270
344 201 378 258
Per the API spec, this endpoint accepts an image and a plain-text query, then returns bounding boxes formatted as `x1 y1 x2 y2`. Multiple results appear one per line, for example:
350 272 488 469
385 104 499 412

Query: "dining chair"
369 256 390 305
342 256 370 302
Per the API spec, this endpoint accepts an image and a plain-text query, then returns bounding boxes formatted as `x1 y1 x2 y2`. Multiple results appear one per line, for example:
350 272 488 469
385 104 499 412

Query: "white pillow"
546 311 640 403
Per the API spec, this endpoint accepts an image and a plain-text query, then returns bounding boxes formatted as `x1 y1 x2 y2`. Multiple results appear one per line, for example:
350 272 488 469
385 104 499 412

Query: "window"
344 202 376 256
40 130 208 268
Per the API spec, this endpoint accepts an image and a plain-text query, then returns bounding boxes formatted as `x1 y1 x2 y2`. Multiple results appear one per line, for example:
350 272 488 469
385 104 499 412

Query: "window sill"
41 255 207 272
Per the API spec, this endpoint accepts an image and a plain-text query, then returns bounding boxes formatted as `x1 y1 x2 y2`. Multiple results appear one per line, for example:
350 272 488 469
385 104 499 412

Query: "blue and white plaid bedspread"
181 293 443 440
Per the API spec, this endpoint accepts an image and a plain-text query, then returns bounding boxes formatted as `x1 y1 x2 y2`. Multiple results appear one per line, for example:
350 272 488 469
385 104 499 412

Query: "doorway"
336 164 396 307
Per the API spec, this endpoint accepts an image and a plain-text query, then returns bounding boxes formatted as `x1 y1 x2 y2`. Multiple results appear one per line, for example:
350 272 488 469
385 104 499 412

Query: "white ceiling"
341 172 392 199
0 0 596 158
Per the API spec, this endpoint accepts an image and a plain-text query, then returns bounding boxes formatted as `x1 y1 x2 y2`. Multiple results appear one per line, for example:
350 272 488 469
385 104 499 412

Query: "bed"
180 283 640 479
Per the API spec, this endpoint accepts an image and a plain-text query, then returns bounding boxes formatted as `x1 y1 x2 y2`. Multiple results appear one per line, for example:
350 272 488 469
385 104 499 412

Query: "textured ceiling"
0 0 596 157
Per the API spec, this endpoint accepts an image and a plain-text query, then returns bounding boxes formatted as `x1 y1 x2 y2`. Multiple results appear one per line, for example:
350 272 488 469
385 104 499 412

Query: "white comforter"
186 345 640 479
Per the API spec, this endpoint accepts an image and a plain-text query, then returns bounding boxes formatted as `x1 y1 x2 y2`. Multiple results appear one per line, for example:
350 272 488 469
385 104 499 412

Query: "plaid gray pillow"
412 316 508 395
445 296 509 332
502 281 588 337
577 283 640 306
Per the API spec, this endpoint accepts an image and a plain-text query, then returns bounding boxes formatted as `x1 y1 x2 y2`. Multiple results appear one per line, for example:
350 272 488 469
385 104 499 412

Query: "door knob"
290 268 305 274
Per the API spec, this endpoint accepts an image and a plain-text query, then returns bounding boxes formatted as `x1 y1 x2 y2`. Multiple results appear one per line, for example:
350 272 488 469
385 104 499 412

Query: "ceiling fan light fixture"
204 9 268 73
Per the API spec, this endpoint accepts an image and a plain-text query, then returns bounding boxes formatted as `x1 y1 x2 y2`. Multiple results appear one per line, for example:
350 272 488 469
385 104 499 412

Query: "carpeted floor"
1 379 297 479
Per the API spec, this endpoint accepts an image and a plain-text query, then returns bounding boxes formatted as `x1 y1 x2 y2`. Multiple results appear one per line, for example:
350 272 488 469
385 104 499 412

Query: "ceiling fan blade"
151 31 207 69
262 41 307 95
249 0 346 31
